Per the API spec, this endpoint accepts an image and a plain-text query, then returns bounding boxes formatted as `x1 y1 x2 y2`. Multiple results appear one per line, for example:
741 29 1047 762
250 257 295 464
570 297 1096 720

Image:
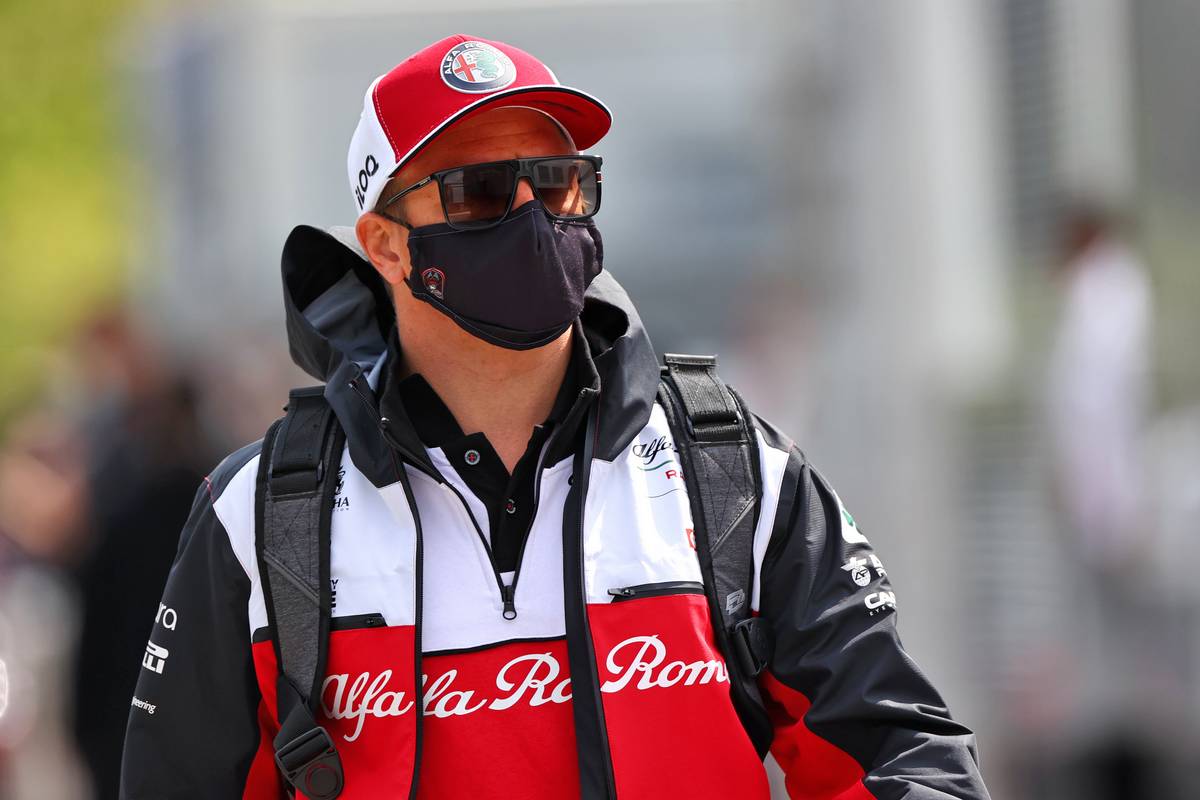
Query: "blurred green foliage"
0 0 144 427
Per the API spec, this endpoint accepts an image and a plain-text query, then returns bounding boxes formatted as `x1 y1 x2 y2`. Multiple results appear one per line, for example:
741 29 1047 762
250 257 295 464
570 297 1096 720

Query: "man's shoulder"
740 407 863 545
205 438 265 505
743 407 805 463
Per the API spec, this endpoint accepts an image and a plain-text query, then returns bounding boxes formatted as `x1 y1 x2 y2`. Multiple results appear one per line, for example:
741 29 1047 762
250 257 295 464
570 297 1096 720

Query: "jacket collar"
279 224 659 488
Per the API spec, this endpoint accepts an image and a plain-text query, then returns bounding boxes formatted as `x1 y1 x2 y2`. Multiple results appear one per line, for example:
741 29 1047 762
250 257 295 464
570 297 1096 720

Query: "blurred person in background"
119 34 989 800
67 307 217 800
1046 201 1151 574
1039 201 1158 799
0 409 92 800
0 306 215 800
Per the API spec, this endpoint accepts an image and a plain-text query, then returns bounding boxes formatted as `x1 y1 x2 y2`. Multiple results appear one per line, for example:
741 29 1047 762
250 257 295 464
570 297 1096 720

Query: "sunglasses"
377 155 602 231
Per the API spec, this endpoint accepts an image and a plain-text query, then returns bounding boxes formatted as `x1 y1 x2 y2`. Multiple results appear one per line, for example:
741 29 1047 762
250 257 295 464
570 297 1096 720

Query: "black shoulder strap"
255 386 346 799
658 354 774 756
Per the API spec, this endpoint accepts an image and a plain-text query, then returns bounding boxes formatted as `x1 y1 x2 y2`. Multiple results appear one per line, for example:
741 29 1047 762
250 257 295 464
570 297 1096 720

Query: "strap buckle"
275 726 344 800
661 353 744 442
269 387 335 498
731 616 773 678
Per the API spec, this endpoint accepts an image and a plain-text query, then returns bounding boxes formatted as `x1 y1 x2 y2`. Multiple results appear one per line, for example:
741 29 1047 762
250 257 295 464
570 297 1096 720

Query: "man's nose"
513 176 537 208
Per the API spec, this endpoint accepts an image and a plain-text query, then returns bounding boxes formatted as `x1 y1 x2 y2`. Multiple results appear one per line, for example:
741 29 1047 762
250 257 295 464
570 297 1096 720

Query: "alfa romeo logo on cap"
441 41 516 94
421 268 446 299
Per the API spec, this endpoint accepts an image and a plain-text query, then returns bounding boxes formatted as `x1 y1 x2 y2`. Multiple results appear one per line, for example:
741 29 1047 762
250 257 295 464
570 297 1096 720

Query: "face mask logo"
421 268 446 300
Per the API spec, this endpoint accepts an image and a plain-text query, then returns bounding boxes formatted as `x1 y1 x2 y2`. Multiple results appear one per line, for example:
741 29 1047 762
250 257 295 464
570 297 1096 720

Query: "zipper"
350 373 508 615
606 580 705 602
506 386 596 621
501 584 517 620
348 375 443 483
501 432 556 621
353 371 525 622
329 613 388 631
439 481 513 619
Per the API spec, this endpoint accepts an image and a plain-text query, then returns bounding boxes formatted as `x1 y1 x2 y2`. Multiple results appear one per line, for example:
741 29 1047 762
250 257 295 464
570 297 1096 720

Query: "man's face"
384 106 578 229
353 105 595 357
355 106 579 293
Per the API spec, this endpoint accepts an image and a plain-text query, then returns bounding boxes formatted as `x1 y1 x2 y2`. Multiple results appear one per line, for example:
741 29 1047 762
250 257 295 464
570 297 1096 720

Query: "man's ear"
355 212 410 288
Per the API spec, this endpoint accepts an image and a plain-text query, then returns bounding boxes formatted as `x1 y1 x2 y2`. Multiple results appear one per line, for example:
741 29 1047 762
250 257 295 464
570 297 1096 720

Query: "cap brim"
391 85 612 176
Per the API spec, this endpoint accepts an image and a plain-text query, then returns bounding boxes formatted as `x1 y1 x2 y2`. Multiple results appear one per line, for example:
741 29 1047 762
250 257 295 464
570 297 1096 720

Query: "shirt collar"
380 321 594 456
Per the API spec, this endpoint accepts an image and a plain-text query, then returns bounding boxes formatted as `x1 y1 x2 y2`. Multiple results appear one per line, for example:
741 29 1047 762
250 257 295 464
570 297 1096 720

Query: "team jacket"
120 225 990 799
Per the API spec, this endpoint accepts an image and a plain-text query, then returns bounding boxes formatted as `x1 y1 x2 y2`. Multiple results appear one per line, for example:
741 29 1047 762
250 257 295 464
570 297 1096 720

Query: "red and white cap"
347 34 612 216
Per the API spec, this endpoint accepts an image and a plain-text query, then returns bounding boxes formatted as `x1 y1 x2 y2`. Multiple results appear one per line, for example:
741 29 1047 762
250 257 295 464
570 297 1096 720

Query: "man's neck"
395 314 573 472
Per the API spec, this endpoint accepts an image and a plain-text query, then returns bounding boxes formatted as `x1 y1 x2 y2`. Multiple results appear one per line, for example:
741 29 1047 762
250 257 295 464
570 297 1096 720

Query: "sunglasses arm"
378 175 434 219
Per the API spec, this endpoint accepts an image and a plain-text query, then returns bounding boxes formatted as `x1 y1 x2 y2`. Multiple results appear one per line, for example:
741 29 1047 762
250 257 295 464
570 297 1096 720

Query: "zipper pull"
502 584 517 620
607 587 635 599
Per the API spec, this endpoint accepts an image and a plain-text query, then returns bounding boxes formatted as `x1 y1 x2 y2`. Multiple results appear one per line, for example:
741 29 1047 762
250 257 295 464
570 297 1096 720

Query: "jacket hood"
279 224 660 485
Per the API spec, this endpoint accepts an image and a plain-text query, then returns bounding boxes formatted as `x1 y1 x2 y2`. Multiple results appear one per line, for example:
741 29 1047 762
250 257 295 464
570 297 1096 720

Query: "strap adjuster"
662 353 743 442
731 616 773 678
275 726 344 800
269 387 335 498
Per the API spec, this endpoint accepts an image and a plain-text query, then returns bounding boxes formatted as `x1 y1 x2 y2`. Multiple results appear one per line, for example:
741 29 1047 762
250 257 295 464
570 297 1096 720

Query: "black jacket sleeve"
756 445 990 799
119 473 265 799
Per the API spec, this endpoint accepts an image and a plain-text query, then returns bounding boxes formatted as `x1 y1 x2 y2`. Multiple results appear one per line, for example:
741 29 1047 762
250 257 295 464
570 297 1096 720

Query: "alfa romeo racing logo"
441 41 516 94
421 268 446 299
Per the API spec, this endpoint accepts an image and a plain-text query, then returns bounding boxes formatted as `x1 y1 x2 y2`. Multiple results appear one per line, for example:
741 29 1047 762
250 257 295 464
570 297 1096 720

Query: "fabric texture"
405 201 604 349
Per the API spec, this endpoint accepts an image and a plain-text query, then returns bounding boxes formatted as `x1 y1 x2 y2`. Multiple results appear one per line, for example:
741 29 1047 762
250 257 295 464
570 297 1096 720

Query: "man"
1046 202 1150 572
120 34 989 799
1037 202 1154 798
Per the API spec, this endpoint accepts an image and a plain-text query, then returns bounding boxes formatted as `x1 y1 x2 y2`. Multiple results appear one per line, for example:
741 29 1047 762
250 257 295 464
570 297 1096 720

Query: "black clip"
731 616 773 678
275 726 344 800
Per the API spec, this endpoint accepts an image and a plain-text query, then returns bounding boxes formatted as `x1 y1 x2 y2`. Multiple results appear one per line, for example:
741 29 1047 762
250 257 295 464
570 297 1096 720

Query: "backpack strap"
658 354 775 756
255 386 346 799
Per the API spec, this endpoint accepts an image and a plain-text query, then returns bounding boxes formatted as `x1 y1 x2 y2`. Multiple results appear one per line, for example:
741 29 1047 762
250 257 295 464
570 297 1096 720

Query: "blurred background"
1 0 1198 797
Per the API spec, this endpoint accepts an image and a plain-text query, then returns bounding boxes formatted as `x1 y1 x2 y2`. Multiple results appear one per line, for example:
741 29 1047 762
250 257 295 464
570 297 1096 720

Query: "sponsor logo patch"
842 556 872 587
842 554 886 587
633 435 685 499
142 641 169 675
632 435 676 467
354 154 380 210
422 268 446 300
155 603 178 631
724 589 746 615
321 634 728 743
441 41 516 94
865 590 897 616
131 696 157 715
334 466 350 511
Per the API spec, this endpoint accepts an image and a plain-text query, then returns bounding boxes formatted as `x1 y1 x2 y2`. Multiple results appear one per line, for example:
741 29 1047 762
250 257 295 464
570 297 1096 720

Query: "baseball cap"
347 34 612 217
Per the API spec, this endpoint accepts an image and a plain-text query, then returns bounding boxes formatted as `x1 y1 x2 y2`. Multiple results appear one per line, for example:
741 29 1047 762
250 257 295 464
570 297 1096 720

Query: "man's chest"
245 406 769 797
322 415 703 644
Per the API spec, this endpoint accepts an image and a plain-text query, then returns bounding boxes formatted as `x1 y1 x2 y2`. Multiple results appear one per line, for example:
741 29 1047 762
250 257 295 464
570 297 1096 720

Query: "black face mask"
404 201 604 350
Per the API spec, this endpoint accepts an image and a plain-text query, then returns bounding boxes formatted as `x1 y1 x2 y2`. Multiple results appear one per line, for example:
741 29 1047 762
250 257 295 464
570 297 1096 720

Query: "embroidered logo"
334 466 350 511
421 268 446 300
633 435 684 499
441 41 516 94
842 556 872 587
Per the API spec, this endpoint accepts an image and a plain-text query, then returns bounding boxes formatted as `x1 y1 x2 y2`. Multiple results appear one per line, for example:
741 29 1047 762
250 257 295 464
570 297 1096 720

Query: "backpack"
254 354 774 799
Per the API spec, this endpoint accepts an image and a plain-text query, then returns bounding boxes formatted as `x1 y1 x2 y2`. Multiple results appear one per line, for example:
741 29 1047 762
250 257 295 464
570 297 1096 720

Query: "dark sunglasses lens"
441 163 515 227
531 159 598 219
